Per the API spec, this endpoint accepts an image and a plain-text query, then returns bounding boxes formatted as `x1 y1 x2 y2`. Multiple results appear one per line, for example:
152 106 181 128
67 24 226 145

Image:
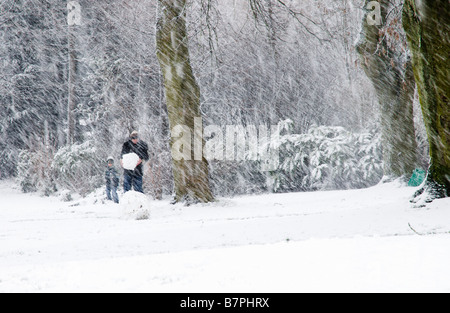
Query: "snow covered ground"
0 179 450 293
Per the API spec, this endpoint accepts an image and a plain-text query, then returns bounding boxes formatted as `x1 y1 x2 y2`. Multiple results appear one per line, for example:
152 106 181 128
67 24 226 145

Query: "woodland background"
0 0 430 199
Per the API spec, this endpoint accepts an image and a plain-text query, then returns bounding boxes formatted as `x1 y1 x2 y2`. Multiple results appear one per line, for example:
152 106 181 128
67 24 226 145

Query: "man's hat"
130 130 139 138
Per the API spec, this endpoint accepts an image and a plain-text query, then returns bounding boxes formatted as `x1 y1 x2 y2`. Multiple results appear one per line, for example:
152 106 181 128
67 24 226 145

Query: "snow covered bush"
17 149 38 193
16 147 55 195
261 122 383 192
52 141 104 196
0 144 17 179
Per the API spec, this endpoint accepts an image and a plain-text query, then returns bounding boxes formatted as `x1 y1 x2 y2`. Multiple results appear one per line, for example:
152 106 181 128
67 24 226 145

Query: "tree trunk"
156 0 214 204
67 28 77 145
356 0 418 179
403 0 450 200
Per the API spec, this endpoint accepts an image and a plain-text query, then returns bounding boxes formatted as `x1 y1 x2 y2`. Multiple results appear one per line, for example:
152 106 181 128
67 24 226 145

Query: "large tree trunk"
403 0 450 200
156 0 214 204
356 0 418 179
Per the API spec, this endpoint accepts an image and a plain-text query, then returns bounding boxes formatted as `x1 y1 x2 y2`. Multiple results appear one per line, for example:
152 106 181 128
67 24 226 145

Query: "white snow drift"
0 179 449 292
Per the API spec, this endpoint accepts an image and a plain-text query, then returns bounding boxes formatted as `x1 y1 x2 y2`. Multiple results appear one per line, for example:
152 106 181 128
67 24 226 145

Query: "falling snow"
0 0 448 293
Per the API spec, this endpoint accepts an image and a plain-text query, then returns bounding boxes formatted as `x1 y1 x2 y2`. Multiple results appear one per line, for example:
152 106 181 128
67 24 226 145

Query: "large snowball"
120 191 151 220
122 153 140 171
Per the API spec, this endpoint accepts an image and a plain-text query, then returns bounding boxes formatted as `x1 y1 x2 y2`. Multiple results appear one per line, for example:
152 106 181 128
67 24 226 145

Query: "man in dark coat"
120 130 149 193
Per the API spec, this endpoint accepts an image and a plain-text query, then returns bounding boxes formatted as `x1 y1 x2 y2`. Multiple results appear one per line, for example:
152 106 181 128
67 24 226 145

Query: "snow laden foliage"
51 141 103 196
17 148 55 195
261 121 383 192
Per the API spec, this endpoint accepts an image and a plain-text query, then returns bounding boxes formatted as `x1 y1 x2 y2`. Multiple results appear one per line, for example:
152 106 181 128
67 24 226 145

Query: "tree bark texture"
67 28 77 145
403 0 450 198
156 0 214 204
356 0 418 179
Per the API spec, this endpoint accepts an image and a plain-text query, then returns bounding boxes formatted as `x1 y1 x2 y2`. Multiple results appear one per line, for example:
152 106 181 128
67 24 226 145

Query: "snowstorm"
0 0 449 294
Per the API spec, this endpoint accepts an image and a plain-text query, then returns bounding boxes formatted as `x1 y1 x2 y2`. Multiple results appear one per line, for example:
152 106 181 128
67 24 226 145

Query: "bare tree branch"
248 0 331 43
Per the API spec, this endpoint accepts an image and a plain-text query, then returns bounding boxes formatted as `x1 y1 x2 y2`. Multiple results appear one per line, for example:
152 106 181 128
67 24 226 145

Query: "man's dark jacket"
120 139 149 177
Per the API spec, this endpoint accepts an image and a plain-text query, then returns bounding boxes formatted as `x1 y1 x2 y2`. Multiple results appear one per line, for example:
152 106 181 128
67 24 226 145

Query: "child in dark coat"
105 156 120 203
